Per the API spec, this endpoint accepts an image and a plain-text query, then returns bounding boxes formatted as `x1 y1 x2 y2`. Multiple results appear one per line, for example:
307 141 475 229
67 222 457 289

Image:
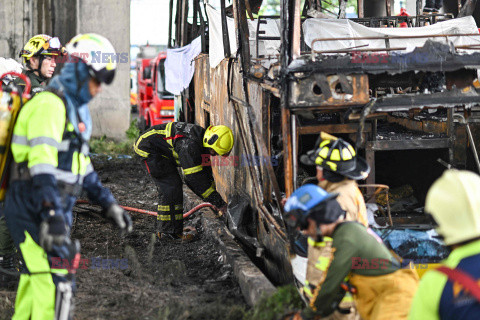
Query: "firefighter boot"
0 254 18 289
157 226 197 242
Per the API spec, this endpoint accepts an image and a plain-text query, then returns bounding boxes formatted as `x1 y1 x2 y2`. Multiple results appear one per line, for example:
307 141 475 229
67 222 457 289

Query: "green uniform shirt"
13 70 46 96
313 222 399 315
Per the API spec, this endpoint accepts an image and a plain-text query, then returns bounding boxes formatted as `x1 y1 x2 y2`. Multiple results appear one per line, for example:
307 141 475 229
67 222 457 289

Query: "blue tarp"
373 228 450 263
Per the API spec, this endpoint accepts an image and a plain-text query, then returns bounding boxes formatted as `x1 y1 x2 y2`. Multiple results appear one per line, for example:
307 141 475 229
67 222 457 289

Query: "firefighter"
284 184 419 320
0 35 65 288
3 33 132 320
409 170 480 319
296 137 370 319
300 137 369 227
14 34 65 95
134 122 233 240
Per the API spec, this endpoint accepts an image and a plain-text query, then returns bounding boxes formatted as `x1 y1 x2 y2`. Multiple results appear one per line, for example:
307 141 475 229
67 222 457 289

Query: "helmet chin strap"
31 55 48 81
315 226 323 242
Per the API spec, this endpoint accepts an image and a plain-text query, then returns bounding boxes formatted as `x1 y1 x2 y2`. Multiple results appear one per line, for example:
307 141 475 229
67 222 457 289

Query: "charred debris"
168 0 480 284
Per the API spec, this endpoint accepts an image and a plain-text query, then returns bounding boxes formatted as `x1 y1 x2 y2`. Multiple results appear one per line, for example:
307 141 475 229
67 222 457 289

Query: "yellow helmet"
19 34 64 64
300 138 370 180
203 125 234 156
425 170 480 246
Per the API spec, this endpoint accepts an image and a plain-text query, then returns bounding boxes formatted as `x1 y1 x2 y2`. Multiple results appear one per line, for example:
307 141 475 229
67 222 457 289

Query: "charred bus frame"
168 0 480 284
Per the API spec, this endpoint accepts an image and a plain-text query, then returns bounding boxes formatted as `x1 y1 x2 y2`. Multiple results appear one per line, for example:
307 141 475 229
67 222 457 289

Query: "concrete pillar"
52 0 77 48
77 0 131 140
0 0 33 62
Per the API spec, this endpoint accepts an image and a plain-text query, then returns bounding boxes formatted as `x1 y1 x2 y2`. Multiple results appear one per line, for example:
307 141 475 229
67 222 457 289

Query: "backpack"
0 71 31 200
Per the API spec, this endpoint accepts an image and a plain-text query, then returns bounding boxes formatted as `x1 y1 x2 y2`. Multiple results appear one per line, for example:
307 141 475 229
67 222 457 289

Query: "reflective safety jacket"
134 122 226 208
409 240 480 320
12 91 92 184
307 222 404 317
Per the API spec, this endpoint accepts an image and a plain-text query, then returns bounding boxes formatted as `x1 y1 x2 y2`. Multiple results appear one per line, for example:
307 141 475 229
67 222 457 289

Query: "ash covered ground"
0 156 247 320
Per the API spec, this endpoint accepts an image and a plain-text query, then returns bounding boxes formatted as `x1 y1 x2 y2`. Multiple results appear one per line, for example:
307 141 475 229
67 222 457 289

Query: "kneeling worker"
284 184 419 320
134 122 233 240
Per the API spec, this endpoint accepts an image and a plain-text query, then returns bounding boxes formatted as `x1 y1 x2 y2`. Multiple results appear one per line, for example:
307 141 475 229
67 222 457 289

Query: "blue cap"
285 184 336 213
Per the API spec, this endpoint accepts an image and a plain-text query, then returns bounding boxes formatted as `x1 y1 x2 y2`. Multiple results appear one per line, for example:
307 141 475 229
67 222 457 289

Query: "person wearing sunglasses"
14 34 65 95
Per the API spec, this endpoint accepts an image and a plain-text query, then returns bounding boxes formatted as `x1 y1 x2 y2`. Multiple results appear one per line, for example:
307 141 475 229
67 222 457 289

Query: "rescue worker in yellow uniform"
409 170 480 319
3 33 133 320
134 123 233 240
298 136 370 319
284 184 419 320
14 34 65 96
0 34 65 289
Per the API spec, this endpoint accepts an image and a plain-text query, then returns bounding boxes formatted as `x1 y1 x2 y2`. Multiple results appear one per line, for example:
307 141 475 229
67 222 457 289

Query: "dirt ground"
0 156 248 320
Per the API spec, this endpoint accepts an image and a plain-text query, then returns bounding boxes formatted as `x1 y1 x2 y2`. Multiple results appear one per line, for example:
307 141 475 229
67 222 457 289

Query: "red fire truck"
136 53 174 131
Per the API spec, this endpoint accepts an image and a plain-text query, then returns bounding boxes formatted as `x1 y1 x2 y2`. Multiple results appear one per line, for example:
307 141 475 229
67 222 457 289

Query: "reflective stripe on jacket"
409 240 480 320
11 91 93 186
134 122 225 207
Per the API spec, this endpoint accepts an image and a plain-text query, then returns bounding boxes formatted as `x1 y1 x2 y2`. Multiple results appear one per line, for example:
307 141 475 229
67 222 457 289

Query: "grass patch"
156 285 303 320
89 119 139 156
245 285 303 320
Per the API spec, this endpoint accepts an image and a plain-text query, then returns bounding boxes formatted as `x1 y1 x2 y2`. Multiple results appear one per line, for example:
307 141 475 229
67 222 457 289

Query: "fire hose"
75 200 220 219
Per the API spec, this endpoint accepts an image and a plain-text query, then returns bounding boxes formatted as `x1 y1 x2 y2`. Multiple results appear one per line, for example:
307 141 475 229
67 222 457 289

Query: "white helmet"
425 170 480 245
65 33 117 84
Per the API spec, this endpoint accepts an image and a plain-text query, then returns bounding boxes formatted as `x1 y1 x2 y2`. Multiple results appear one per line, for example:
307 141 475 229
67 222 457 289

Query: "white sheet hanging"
206 4 238 68
165 36 202 95
303 16 480 53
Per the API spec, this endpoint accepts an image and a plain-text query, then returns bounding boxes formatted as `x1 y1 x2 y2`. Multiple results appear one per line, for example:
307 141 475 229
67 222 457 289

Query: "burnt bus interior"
168 0 480 284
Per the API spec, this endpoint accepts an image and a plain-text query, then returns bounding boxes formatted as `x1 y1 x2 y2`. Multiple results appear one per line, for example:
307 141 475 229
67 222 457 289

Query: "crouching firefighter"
284 185 419 320
134 122 233 240
3 33 133 320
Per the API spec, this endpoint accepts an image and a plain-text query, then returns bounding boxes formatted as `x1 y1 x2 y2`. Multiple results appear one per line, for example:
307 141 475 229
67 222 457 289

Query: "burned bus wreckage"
167 0 480 285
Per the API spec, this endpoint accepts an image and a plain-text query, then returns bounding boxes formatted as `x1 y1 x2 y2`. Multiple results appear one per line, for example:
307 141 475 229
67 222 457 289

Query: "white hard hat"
425 169 480 245
65 33 117 84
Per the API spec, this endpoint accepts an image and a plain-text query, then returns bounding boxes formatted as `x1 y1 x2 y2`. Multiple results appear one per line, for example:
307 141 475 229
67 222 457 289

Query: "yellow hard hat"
300 138 370 180
203 125 234 156
19 34 65 63
425 170 480 246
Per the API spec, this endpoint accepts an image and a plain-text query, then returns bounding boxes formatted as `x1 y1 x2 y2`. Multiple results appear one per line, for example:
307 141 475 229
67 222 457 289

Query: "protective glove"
32 174 62 211
106 204 133 235
39 210 68 252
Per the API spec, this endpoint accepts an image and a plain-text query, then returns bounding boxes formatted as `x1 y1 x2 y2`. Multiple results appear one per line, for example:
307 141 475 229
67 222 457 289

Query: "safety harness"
436 266 480 302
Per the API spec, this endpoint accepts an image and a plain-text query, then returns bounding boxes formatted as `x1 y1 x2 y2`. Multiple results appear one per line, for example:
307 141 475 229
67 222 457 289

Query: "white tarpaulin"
303 16 480 52
247 19 281 62
207 5 281 68
165 36 202 95
206 4 238 68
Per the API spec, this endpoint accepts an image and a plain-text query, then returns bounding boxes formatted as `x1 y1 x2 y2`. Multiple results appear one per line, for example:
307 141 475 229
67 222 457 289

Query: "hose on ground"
75 200 219 219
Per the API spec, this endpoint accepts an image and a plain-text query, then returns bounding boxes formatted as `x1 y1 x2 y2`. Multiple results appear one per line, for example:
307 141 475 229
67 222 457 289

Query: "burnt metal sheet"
373 88 480 112
366 138 451 151
386 115 447 135
288 41 480 76
297 123 372 135
289 73 369 107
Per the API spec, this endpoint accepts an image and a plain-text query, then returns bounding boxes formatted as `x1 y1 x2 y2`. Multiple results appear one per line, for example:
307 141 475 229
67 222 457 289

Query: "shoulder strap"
436 266 480 302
